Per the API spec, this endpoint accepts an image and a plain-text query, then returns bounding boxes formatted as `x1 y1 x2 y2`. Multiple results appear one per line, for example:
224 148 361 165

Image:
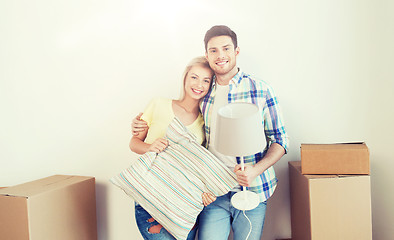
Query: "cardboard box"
301 142 370 175
289 161 372 240
0 175 97 240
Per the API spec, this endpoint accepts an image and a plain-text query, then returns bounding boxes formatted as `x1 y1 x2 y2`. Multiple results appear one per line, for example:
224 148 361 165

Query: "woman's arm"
129 126 168 155
129 126 149 154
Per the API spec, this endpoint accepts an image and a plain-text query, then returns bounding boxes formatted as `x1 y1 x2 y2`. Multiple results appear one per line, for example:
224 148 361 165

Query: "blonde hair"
179 56 214 100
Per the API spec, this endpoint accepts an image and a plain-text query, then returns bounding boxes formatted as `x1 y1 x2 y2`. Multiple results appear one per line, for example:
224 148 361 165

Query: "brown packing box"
301 142 370 175
289 161 372 240
0 175 97 240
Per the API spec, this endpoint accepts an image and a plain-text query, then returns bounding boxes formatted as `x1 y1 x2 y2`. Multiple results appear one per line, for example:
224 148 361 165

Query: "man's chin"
213 68 230 75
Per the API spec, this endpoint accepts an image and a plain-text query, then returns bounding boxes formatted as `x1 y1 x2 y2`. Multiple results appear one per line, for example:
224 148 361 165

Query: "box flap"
289 161 361 179
0 175 93 198
301 142 367 151
288 161 337 179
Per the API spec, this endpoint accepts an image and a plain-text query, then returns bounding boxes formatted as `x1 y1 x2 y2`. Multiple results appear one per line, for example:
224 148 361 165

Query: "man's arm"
234 83 288 186
131 112 148 136
129 113 168 154
234 143 285 187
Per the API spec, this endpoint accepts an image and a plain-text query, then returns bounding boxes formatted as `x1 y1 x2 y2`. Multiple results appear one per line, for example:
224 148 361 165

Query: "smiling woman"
126 56 216 240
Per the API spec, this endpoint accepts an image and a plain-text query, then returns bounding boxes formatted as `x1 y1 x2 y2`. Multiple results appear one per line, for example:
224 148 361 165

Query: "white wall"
1 0 393 239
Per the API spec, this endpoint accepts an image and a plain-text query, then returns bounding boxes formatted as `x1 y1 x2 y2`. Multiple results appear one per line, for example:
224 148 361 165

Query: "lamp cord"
243 210 252 240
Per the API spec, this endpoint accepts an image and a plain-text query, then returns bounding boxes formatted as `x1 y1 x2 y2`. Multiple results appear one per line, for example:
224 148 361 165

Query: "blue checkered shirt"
200 69 289 202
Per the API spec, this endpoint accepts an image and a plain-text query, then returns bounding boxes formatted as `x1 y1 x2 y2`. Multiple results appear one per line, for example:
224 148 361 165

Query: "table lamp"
215 102 266 210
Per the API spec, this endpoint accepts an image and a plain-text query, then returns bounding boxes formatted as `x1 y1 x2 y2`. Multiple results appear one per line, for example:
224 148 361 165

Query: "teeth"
192 89 203 94
216 61 227 66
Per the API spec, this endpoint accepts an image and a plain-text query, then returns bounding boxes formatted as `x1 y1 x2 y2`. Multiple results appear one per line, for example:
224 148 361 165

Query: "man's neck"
215 67 239 86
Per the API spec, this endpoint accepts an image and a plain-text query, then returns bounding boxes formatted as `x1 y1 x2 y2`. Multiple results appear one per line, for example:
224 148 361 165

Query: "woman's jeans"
135 204 197 240
197 191 267 240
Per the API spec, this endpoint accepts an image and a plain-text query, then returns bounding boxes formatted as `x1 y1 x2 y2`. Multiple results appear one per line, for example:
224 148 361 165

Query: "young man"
132 25 288 240
197 25 289 240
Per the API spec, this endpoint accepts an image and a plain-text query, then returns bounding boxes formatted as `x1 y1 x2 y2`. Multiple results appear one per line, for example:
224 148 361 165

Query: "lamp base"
231 190 260 211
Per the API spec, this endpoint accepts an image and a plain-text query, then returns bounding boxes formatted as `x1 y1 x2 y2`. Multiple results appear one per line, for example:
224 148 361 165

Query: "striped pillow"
110 117 238 240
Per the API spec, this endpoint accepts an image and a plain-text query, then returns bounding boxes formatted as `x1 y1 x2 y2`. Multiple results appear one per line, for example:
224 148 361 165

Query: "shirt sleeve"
141 98 157 127
262 85 289 153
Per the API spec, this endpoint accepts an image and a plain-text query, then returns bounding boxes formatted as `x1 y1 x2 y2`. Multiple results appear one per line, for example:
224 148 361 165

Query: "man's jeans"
198 191 267 240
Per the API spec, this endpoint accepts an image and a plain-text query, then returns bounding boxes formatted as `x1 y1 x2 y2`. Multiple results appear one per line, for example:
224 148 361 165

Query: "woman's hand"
147 138 168 153
132 113 148 136
202 192 216 206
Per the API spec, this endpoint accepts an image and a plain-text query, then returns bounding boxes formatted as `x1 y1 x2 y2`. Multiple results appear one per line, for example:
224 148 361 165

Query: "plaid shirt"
200 69 289 202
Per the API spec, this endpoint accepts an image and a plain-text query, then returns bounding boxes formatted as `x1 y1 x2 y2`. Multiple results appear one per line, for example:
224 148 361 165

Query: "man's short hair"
204 25 238 51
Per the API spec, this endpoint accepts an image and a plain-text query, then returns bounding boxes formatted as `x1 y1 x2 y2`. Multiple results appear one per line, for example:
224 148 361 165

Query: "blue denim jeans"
197 192 267 240
135 204 197 240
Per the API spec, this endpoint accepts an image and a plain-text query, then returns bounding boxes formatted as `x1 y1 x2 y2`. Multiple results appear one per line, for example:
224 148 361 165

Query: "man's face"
205 35 240 77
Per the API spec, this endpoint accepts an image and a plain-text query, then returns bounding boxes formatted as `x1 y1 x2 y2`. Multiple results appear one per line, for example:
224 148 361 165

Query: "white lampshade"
215 102 266 157
214 102 266 211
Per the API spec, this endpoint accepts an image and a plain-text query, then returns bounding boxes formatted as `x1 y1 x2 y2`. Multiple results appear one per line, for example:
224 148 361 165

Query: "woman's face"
184 65 213 100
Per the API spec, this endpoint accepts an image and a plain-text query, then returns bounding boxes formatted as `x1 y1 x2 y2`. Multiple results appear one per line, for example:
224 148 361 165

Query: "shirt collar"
232 68 245 87
211 68 244 88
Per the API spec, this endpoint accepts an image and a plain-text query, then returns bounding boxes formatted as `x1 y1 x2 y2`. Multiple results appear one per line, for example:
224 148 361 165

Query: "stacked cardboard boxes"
0 175 97 240
289 142 372 240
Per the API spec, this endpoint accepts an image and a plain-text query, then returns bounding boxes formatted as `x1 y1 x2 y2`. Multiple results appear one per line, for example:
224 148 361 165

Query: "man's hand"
202 192 216 206
147 138 168 153
132 113 148 136
234 164 260 187
234 143 286 186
